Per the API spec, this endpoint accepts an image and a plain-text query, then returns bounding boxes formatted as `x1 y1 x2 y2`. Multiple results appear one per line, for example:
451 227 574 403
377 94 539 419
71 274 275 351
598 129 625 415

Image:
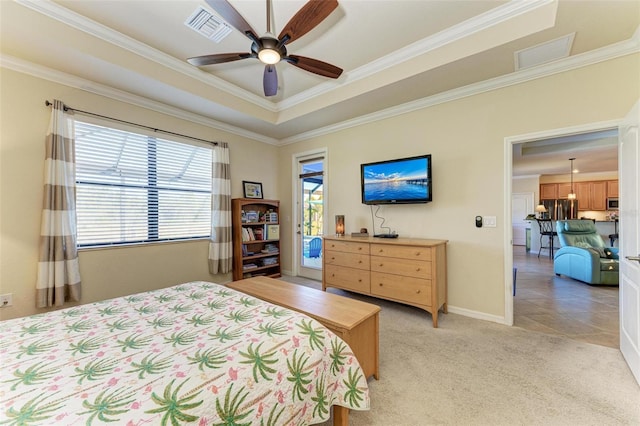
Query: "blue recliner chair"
554 220 619 285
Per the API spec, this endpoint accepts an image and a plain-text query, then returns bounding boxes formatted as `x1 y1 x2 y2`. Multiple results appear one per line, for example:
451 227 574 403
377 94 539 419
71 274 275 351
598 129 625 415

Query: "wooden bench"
227 276 380 380
227 277 381 426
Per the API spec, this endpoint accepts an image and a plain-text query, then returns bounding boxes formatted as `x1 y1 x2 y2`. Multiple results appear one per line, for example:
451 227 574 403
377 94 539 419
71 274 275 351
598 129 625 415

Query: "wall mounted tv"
361 154 432 205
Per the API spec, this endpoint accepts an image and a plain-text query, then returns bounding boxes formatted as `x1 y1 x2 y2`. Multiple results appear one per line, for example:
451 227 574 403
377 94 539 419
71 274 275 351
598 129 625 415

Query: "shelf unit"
232 198 280 281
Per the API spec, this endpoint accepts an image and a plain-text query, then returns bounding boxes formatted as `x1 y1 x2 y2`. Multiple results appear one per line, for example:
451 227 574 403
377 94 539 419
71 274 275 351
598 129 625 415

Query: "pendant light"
567 158 577 200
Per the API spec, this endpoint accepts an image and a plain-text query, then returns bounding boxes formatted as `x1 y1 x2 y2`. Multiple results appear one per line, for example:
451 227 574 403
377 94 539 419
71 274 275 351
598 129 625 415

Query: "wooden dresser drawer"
370 256 431 279
325 264 370 293
371 272 431 306
370 244 432 261
325 250 370 270
325 240 370 255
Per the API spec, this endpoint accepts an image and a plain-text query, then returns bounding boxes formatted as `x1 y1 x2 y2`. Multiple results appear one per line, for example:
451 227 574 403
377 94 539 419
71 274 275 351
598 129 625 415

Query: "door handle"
625 255 640 263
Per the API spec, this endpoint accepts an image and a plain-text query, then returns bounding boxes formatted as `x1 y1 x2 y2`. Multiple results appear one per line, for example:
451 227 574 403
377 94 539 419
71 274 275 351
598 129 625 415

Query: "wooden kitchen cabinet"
575 182 591 209
607 180 619 198
540 183 558 200
591 181 607 210
557 183 573 199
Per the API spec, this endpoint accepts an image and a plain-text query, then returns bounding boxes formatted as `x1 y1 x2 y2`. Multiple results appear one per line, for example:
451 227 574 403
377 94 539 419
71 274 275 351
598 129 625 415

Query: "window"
75 121 212 247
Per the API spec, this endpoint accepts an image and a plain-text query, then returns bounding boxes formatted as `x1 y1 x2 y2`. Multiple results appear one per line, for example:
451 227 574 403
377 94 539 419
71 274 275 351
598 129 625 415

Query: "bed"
0 281 370 425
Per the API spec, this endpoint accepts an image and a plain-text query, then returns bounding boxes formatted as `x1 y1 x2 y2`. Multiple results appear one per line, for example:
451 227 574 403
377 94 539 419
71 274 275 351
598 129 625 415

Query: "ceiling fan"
187 0 343 97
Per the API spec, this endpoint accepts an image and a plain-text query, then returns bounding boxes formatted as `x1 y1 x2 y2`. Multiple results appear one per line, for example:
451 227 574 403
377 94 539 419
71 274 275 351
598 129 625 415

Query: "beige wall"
2 54 638 323
277 54 639 321
0 69 279 320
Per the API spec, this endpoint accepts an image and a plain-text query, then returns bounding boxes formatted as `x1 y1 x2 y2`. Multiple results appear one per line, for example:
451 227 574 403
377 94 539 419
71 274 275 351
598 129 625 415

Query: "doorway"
293 150 326 281
506 121 620 347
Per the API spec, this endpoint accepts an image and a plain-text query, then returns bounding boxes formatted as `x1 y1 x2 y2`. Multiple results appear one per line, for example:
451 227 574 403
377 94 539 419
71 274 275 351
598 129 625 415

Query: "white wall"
0 69 279 320
277 54 639 322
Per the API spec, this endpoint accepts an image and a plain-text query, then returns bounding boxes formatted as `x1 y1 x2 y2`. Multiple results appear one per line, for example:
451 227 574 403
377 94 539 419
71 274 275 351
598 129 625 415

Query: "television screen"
361 155 432 205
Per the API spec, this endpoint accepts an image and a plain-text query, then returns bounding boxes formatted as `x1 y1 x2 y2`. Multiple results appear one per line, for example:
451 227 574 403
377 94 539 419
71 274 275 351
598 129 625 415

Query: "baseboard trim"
447 305 509 325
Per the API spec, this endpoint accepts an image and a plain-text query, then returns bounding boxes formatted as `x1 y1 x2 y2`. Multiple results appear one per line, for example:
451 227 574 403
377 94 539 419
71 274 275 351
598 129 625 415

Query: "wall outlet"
0 293 13 308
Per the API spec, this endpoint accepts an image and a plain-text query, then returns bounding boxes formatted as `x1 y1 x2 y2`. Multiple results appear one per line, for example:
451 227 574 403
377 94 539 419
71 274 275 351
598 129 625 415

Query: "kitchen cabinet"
575 182 591 209
540 179 616 211
557 183 573 199
540 184 558 200
591 181 607 210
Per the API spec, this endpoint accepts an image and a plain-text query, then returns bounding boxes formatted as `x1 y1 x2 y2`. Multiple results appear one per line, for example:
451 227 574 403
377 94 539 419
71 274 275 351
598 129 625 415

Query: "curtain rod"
45 100 219 146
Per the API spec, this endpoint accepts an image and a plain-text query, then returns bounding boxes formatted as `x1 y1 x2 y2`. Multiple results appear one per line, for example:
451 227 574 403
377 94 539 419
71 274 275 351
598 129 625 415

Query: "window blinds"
74 121 212 247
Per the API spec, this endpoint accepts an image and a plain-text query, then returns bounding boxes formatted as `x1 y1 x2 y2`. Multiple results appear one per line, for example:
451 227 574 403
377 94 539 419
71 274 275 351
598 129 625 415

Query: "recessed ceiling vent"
185 6 232 43
514 33 575 70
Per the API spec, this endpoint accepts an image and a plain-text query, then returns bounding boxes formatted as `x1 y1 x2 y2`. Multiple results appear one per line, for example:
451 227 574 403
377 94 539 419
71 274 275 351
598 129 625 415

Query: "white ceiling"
1 0 639 176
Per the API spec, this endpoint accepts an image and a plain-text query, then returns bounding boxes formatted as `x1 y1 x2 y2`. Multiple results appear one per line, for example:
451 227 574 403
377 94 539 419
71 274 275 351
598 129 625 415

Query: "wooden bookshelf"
232 198 280 281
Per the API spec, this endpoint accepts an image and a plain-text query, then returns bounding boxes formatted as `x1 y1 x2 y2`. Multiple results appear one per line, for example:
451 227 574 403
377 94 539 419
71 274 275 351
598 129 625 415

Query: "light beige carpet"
280 276 640 425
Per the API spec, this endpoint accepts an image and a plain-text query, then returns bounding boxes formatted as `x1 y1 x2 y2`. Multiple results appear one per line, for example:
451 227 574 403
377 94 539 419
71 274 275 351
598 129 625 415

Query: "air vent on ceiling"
514 33 575 70
185 6 232 43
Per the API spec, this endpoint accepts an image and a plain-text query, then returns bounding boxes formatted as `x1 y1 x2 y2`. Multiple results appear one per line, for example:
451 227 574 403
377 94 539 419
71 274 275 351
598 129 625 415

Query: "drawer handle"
358 247 362 251
379 263 383 267
358 260 362 264
331 257 335 260
378 283 383 286
416 289 421 294
358 279 362 282
378 249 384 253
331 274 335 277
416 268 421 272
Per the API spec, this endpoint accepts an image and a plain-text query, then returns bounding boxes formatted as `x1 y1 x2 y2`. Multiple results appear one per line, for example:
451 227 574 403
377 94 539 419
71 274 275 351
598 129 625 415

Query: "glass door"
297 157 324 279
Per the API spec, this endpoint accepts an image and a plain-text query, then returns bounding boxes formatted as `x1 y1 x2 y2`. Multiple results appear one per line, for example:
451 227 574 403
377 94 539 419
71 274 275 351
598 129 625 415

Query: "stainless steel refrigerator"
541 199 579 220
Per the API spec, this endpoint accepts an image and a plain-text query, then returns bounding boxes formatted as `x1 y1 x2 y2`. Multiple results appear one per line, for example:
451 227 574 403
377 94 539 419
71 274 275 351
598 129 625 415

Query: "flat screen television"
361 154 432 205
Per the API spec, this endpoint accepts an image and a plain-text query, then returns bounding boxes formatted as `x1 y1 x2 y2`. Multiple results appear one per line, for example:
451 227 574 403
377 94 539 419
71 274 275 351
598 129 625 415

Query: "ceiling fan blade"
205 0 259 41
187 53 253 66
278 0 338 45
286 55 343 78
263 64 278 97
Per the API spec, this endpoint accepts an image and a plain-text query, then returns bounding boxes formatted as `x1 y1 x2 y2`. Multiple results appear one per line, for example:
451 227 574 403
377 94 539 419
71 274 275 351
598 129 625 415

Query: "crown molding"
279 0 557 110
15 0 555 116
0 54 279 145
280 34 639 145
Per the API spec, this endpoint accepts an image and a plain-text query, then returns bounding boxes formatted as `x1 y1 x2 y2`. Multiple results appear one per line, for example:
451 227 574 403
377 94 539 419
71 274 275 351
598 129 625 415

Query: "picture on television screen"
361 155 432 204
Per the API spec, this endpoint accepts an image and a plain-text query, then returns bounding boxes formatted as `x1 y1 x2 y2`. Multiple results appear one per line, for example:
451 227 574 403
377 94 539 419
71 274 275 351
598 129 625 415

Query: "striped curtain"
36 100 82 307
208 142 232 274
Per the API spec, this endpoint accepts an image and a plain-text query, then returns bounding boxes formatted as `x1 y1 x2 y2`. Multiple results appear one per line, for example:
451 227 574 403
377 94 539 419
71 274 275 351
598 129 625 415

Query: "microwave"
607 197 619 210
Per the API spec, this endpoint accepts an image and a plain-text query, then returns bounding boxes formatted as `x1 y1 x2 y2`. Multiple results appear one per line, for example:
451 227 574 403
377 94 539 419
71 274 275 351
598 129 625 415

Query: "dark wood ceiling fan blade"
286 55 343 78
278 0 338 45
263 64 278 96
187 53 253 66
205 0 259 41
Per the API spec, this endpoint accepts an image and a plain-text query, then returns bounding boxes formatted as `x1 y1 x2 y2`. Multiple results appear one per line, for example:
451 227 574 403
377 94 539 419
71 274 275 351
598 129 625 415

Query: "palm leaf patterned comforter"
0 281 369 425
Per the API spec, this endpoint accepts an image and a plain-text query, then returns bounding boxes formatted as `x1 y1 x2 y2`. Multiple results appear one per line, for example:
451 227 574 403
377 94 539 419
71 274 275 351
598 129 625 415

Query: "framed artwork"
243 181 263 199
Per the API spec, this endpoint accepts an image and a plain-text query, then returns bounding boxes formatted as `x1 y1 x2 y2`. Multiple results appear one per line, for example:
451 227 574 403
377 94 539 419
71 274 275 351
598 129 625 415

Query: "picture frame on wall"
243 181 263 199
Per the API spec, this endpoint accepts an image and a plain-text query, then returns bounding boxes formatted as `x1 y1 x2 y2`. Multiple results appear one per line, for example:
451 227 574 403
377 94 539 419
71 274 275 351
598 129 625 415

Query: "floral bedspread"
0 281 369 425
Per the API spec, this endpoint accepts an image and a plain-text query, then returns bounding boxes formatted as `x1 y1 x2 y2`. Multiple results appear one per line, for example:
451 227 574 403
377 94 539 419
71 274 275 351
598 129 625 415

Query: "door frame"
291 147 328 280
504 119 620 326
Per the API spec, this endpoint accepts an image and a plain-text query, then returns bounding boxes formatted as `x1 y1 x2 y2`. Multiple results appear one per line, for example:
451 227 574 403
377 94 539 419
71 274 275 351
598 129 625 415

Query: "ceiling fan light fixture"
258 48 281 64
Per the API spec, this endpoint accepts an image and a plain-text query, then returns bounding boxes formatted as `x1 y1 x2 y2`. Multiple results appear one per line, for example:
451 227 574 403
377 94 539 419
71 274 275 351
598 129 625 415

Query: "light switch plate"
483 216 497 227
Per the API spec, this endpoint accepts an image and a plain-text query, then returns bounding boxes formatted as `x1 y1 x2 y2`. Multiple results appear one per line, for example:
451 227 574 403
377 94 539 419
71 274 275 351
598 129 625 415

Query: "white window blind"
75 121 212 247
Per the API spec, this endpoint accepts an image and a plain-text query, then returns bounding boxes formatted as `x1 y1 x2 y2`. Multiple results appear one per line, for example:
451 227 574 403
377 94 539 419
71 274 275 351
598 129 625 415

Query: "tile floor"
513 245 619 348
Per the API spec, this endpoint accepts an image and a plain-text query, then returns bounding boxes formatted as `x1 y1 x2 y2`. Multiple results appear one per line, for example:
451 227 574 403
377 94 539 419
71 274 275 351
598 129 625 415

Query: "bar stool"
608 219 618 247
536 219 557 259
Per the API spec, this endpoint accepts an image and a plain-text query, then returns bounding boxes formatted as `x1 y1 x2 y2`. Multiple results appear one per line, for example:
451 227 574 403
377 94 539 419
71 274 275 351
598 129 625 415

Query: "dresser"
323 236 448 327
